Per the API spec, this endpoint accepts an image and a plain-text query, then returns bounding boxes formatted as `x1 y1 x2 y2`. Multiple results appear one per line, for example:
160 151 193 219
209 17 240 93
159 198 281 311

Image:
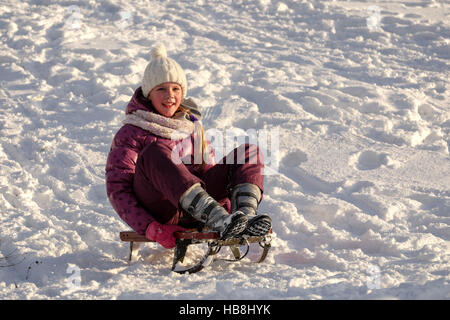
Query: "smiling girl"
105 44 271 249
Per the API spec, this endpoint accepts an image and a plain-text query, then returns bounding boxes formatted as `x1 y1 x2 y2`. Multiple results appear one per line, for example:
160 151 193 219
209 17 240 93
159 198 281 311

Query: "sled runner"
119 229 272 274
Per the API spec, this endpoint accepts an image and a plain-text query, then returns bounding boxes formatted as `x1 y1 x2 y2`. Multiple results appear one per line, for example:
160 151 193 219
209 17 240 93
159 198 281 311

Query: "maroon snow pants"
133 140 264 227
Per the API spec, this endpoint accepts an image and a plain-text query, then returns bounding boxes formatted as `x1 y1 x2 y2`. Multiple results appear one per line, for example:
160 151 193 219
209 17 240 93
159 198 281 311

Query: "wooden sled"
119 229 272 274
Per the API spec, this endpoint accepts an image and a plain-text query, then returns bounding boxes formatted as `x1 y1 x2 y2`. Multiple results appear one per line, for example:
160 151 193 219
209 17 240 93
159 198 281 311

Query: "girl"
105 44 271 250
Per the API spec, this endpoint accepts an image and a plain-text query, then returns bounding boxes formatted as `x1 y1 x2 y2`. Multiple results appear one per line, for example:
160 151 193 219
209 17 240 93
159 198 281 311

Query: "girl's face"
148 82 183 118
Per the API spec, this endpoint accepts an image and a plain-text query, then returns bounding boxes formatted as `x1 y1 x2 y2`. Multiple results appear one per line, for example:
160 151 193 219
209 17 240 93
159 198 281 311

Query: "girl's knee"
237 143 264 165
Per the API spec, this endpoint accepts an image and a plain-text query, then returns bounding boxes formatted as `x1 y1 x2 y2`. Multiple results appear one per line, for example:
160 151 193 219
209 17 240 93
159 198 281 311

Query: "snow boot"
180 183 248 239
231 183 272 236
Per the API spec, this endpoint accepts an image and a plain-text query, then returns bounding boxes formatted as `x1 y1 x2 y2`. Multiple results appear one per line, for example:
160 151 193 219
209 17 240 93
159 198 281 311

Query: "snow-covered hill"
0 0 449 299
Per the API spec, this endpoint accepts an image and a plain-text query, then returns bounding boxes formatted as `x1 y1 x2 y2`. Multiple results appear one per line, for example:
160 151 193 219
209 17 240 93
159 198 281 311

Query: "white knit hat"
141 43 187 98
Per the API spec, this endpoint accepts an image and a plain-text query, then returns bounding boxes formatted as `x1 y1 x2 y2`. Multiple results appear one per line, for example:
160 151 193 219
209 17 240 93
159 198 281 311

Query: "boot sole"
221 214 248 239
242 215 272 237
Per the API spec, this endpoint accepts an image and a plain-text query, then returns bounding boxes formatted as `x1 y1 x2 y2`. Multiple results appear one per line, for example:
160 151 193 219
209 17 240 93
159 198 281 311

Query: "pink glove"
145 221 187 249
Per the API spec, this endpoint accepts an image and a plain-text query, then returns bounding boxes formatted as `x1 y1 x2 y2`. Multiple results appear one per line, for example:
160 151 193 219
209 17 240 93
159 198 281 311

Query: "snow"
0 0 449 300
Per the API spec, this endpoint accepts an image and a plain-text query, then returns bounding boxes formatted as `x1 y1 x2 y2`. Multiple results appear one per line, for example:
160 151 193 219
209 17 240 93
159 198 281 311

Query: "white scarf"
123 109 204 160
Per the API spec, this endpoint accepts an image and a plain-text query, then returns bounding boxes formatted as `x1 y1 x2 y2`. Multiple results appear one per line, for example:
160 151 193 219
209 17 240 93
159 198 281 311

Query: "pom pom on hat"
151 43 168 60
142 43 187 99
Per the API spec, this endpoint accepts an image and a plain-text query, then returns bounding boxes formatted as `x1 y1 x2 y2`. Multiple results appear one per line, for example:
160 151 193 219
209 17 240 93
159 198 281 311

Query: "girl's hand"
145 221 187 249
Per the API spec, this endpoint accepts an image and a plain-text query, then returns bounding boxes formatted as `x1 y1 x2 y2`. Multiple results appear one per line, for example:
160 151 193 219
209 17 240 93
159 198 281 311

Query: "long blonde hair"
177 105 208 168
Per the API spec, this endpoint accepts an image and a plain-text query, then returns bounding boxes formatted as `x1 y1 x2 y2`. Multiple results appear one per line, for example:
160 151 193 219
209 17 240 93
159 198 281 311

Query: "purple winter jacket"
105 87 215 235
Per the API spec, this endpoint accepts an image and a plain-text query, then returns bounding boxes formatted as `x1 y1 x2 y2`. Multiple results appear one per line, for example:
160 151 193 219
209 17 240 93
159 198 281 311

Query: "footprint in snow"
281 150 308 167
350 150 397 171
281 150 341 195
